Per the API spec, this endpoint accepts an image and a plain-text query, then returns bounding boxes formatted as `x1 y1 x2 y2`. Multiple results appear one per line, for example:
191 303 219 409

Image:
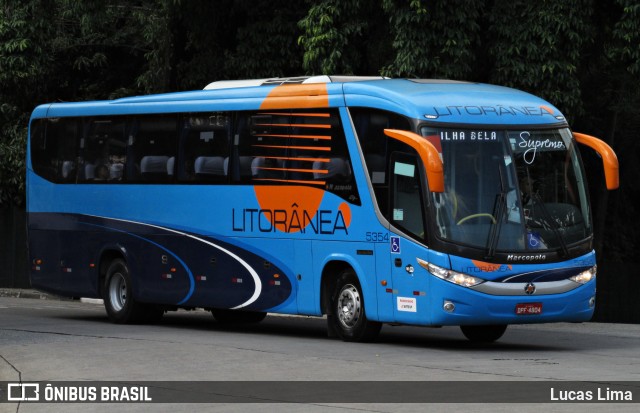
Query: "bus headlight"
417 258 485 287
569 265 597 284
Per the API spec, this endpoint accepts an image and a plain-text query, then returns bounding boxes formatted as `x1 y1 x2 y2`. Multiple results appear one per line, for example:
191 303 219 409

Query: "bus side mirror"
573 132 619 190
384 129 444 193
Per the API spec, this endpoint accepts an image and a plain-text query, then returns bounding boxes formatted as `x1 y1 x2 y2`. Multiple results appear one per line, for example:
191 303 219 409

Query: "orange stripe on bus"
261 156 331 163
252 144 331 151
254 123 331 129
254 134 332 140
259 84 329 110
256 167 328 174
254 179 326 186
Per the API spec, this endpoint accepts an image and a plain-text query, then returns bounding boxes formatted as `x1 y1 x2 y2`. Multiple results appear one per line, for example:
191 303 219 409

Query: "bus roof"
32 77 566 126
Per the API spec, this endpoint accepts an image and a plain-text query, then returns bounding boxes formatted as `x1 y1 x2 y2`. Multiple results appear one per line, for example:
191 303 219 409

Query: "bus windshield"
421 126 591 253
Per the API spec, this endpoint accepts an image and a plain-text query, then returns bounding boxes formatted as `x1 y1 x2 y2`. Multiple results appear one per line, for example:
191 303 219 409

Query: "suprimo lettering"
518 131 566 164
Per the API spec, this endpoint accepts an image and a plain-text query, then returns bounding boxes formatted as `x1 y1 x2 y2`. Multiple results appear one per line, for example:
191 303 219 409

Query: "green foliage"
224 0 306 79
381 0 483 79
298 0 369 74
0 0 639 270
488 0 594 121
610 0 640 75
0 124 26 206
0 0 56 206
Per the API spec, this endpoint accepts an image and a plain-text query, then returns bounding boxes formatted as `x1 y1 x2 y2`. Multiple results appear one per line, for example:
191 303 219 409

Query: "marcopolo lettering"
507 254 547 262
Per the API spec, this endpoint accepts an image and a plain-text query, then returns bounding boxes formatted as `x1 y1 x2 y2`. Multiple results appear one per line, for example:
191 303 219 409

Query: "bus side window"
390 152 426 241
351 108 411 217
30 118 80 183
237 109 360 203
80 118 127 182
131 116 177 183
227 114 253 182
179 113 230 183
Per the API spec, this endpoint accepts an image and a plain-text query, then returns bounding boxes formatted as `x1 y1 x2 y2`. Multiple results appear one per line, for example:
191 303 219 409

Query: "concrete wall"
0 205 29 288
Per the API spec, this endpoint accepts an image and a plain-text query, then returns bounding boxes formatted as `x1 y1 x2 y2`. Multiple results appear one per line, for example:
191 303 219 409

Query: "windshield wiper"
530 192 569 257
485 164 508 260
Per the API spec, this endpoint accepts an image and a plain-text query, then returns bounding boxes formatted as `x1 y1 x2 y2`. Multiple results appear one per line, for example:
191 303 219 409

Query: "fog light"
589 296 596 308
443 300 455 313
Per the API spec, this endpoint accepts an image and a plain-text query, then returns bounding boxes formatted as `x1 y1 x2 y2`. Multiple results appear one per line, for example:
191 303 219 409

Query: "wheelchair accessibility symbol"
527 232 546 249
391 236 401 254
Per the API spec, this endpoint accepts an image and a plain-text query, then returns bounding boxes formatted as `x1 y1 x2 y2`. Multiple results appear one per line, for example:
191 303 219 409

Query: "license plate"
515 302 543 315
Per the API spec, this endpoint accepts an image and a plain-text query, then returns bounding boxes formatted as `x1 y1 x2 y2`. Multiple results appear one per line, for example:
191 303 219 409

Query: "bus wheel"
103 259 161 324
460 325 507 343
211 309 267 324
329 270 381 342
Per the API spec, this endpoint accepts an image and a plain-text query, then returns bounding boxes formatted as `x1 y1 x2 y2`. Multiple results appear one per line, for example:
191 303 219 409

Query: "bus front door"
389 153 431 324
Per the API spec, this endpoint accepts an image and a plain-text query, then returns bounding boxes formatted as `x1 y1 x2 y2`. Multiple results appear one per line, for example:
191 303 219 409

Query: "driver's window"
390 153 426 241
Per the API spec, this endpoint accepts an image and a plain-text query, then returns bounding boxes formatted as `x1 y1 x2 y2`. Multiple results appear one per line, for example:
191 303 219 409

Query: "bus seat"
365 154 386 184
313 157 351 180
140 155 170 180
194 156 225 177
167 157 175 176
223 156 253 178
251 157 265 177
239 156 253 177
251 157 283 179
84 163 96 180
61 161 75 181
109 163 124 180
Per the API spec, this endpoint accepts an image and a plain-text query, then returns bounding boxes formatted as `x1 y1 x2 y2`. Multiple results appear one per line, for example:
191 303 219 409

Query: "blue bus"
27 76 619 342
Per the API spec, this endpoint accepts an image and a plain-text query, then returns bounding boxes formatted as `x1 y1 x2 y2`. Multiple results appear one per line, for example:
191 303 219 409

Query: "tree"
579 0 640 260
381 0 484 79
224 0 307 79
1 0 156 206
0 0 58 206
488 0 594 121
298 0 370 74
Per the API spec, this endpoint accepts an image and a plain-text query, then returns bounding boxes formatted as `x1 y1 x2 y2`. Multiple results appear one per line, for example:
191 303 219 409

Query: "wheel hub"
337 284 361 328
108 272 127 312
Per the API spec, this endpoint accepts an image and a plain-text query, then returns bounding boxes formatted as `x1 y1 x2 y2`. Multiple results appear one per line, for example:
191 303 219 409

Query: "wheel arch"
319 255 378 321
97 245 130 298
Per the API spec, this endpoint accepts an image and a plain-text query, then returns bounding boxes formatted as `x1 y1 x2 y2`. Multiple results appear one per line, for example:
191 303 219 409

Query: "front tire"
103 259 162 324
460 325 507 343
329 270 381 342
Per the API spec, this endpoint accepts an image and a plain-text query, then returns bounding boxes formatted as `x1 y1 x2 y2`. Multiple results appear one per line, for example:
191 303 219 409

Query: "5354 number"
366 232 389 243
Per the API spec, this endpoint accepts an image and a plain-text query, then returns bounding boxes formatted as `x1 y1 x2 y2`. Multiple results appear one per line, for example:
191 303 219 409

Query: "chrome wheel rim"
108 272 127 312
337 284 361 328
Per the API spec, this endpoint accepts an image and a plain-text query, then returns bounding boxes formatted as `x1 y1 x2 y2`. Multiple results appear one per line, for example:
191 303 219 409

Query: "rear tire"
328 270 381 342
460 325 507 343
103 259 163 324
